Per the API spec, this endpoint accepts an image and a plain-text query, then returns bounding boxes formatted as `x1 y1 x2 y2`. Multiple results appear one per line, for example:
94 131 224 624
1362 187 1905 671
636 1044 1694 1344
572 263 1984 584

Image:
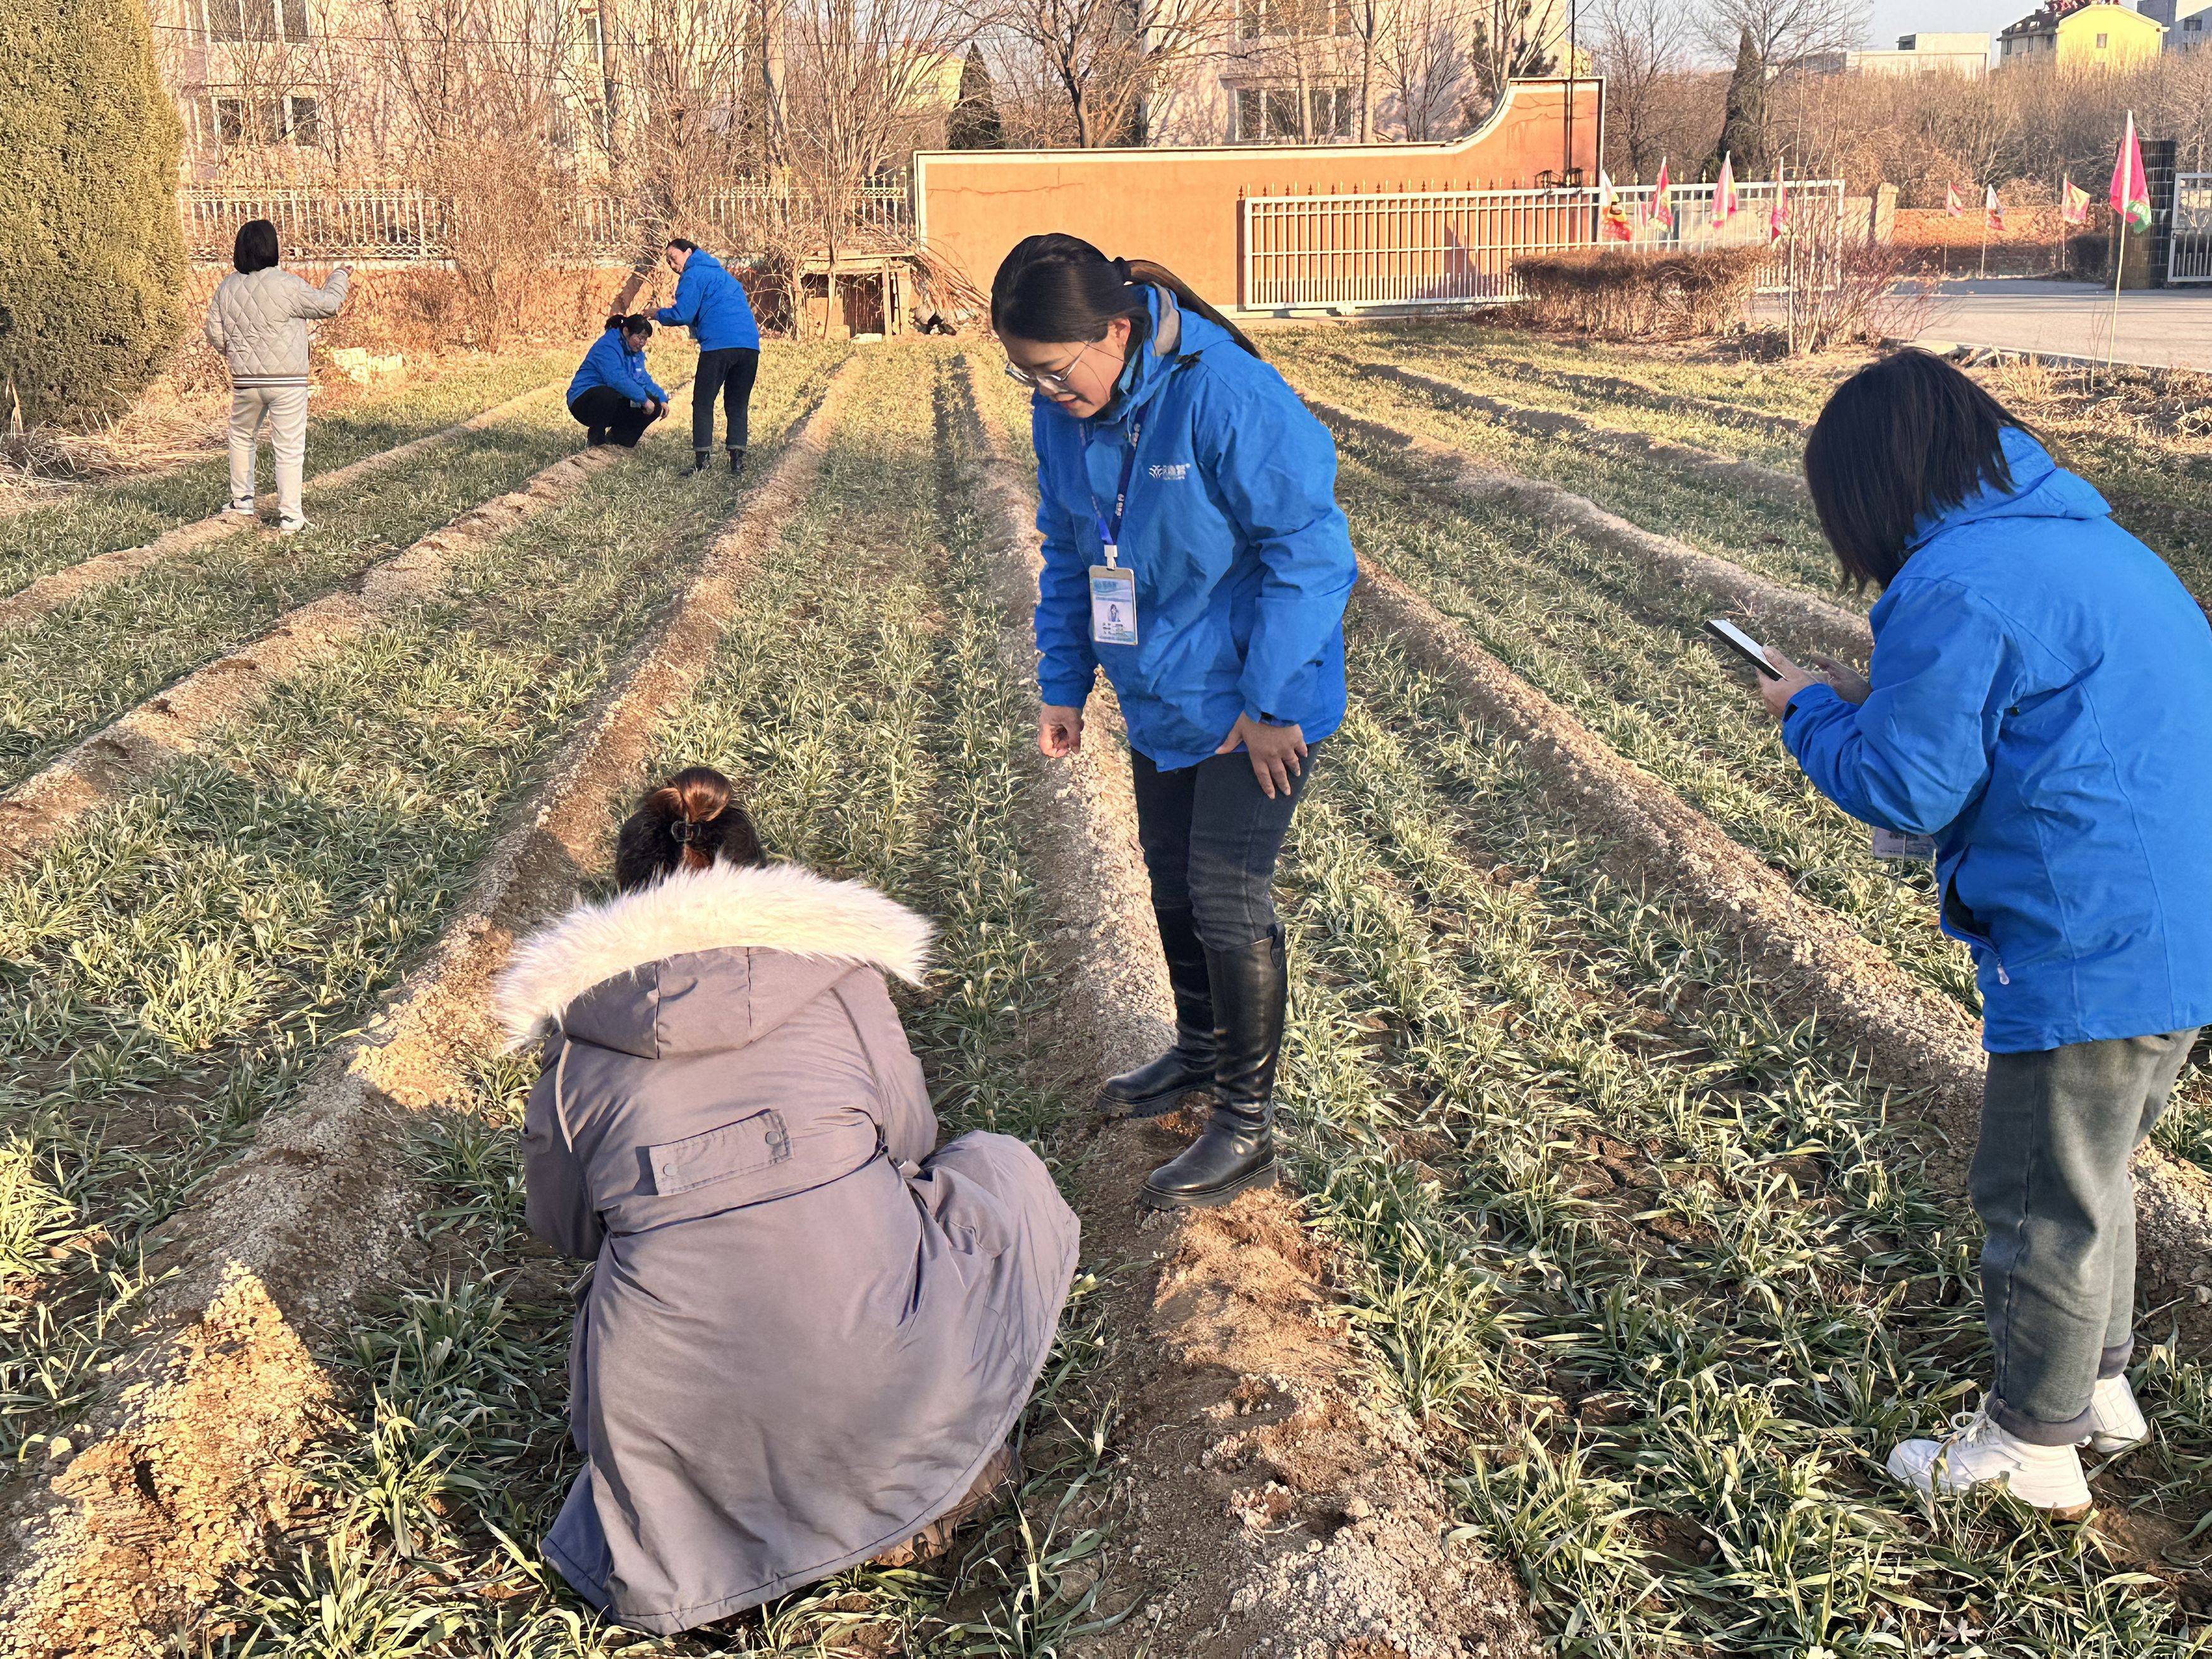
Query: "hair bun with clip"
670 820 701 845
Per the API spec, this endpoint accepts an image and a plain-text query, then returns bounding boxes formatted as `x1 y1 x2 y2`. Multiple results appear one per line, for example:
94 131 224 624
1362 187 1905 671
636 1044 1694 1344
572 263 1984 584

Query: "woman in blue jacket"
657 239 762 478
566 315 668 449
993 234 1358 1210
1756 350 2212 1514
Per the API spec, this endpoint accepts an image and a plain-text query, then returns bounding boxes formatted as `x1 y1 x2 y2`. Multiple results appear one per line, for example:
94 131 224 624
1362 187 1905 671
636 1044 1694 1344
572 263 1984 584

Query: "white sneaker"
223 499 257 518
2082 1375 2149 1457
1887 1404 2092 1515
277 516 310 537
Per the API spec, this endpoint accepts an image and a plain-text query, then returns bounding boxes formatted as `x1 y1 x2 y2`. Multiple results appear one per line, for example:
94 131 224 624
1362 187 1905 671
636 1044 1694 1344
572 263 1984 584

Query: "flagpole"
2108 112 2134 377
1981 197 1989 281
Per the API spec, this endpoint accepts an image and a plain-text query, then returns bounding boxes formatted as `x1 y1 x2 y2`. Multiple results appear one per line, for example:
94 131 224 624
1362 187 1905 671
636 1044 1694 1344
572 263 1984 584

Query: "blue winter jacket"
1031 288 1358 769
566 329 668 408
1784 426 2212 1052
655 250 760 353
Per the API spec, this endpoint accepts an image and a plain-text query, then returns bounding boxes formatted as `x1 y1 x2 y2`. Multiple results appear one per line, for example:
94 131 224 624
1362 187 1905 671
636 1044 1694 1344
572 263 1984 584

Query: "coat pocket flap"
647 1110 794 1196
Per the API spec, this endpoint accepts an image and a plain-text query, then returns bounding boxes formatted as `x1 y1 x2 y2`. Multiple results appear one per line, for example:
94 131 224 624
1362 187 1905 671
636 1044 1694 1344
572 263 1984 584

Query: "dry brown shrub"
1780 239 1940 355
1507 246 1766 341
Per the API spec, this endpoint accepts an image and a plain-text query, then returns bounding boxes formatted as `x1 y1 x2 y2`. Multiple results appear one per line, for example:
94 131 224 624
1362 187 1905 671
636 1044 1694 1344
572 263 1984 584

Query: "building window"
214 96 246 143
210 92 317 149
2096 30 2108 44
200 0 310 42
286 94 320 145
1235 82 1355 140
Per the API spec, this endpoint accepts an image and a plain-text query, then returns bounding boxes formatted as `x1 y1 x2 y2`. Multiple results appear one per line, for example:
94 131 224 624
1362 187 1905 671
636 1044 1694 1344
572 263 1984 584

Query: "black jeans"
693 346 759 454
1973 1028 2200 1443
1129 746 1318 954
568 387 660 448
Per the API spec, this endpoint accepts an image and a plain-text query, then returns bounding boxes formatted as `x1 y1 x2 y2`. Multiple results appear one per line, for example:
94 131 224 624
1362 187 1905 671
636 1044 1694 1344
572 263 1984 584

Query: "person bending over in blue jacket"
657 238 762 479
566 315 667 449
1751 349 2212 1515
994 234 1358 1211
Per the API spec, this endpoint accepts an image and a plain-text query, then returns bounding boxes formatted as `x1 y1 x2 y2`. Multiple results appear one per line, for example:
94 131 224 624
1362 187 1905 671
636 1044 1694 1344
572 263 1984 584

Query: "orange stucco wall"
911 78 1603 312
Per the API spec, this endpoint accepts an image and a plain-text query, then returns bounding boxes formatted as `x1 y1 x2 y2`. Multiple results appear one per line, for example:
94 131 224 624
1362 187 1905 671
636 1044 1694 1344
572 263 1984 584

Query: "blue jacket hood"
1907 427 2109 550
1028 284 1358 769
1784 432 2212 1052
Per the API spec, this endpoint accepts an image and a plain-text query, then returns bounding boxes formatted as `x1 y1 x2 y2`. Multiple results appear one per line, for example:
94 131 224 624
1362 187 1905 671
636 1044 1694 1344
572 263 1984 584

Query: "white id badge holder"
1090 557 1137 647
1871 828 1937 860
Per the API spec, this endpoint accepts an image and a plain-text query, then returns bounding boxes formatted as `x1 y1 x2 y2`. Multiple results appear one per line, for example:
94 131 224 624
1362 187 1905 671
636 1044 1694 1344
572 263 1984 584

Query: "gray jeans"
1972 1028 2199 1444
228 384 310 523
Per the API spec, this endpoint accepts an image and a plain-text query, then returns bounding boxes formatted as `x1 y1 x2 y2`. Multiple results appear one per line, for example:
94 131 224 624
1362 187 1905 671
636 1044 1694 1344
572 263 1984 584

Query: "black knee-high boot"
1099 907 1215 1117
1141 928 1284 1208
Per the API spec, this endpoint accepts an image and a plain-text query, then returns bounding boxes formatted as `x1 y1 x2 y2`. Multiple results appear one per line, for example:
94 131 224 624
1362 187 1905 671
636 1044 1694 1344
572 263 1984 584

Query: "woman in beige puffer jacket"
204 218 349 534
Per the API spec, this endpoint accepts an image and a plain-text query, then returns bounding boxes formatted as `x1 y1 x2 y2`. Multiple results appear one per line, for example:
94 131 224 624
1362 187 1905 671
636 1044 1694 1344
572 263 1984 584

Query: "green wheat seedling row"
0 396 591 791
0 349 845 1472
1312 326 2212 597
215 348 1118 1657
1268 635 2212 1655
0 348 585 595
1326 439 1980 1018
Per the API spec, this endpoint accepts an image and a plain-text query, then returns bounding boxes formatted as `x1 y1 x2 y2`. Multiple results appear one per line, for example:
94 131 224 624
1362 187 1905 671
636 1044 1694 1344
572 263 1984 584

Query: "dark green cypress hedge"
0 0 188 425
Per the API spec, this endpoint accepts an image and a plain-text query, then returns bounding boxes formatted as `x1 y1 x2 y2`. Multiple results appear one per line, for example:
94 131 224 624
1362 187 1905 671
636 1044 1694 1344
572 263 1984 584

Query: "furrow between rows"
1356 361 1811 509
0 386 689 869
1303 391 1872 661
0 378 565 629
0 360 854 1659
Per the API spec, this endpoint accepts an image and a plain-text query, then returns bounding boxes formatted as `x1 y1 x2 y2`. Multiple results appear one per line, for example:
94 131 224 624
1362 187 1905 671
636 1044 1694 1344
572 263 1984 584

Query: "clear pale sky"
1861 0 2025 53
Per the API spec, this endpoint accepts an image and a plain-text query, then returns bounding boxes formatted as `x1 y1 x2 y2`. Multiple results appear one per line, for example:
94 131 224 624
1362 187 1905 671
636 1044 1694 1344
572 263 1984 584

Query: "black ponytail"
607 313 653 340
613 765 766 892
991 234 1260 359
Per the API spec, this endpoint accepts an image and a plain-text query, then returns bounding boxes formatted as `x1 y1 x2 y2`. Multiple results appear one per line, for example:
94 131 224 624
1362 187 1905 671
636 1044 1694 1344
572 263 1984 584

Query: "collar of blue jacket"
1027 283 1359 770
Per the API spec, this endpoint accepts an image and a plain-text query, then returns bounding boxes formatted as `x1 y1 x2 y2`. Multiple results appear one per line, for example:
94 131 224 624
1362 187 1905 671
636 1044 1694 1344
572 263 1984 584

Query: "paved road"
1902 279 2212 372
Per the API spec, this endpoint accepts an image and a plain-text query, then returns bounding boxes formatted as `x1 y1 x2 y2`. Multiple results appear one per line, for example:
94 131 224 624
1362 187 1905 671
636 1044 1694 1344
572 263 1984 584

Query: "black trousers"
568 387 660 448
1129 746 1318 954
693 347 759 454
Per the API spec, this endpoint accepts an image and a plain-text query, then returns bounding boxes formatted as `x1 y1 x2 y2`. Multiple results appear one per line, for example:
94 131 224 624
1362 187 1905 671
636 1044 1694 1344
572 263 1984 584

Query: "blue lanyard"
1090 420 1142 566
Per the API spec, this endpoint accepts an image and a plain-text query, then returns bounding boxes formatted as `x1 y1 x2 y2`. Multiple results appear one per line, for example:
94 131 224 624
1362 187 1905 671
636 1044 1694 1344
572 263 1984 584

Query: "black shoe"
1100 906 1214 1118
727 447 746 479
586 426 609 446
683 450 712 477
1141 929 1285 1210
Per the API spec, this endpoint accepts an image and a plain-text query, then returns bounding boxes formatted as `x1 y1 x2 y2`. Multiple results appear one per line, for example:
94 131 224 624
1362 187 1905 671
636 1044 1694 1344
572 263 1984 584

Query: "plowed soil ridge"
0 379 564 628
1350 563 2212 1339
958 355 1543 1659
0 363 853 1659
1304 390 1874 663
1356 361 1811 507
0 382 687 870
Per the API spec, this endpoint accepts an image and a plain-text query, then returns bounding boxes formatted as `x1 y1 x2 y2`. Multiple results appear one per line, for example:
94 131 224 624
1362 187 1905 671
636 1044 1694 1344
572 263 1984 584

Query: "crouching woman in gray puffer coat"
495 766 1080 1635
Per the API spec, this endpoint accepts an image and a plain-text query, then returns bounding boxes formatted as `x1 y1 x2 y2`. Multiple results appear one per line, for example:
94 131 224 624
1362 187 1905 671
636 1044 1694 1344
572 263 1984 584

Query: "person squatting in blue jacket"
1752 349 2212 1514
566 315 669 449
994 234 1358 1210
657 238 763 479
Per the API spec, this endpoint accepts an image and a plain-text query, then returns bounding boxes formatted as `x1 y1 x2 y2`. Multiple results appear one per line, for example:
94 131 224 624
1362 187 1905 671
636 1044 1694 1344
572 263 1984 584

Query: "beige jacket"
204 266 349 387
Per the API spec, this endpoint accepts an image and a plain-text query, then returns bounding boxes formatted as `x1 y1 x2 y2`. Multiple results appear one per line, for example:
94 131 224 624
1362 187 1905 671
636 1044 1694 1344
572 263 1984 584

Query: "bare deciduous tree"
978 0 1231 147
1592 0 1687 178
1697 0 1868 75
1374 0 1477 140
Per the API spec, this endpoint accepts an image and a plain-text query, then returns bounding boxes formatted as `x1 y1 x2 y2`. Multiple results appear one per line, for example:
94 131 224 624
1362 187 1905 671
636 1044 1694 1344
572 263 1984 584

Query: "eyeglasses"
1003 339 1104 396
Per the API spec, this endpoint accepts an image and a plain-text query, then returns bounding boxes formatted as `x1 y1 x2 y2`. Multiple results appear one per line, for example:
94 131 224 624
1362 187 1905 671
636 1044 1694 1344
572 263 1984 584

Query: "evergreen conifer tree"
1710 27 1770 181
0 0 189 424
947 44 1006 150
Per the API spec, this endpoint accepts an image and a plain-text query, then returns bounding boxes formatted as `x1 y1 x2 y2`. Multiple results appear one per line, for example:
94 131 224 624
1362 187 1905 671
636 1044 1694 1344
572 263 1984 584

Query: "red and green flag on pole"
1650 158 1675 233
1712 153 1737 228
2060 176 2091 226
2110 110 2151 233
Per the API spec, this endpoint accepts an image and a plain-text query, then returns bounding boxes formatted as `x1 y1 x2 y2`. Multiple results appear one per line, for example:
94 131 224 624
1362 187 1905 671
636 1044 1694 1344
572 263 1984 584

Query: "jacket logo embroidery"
1148 462 1189 481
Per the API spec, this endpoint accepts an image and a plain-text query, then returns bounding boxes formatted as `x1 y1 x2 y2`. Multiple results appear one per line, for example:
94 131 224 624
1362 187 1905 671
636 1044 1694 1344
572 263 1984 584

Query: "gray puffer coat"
495 861 1080 1634
204 265 349 387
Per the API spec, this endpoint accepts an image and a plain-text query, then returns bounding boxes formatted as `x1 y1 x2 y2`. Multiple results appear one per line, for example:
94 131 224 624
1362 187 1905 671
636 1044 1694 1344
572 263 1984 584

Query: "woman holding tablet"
1753 349 2212 1514
993 234 1357 1210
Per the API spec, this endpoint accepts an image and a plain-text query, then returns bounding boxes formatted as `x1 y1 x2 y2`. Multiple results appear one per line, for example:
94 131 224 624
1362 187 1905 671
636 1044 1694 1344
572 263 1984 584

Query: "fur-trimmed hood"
496 861 933 1050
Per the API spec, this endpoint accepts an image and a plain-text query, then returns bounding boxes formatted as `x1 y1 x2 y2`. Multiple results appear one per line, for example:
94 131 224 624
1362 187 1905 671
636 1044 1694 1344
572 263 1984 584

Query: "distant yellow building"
1998 1 2167 67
